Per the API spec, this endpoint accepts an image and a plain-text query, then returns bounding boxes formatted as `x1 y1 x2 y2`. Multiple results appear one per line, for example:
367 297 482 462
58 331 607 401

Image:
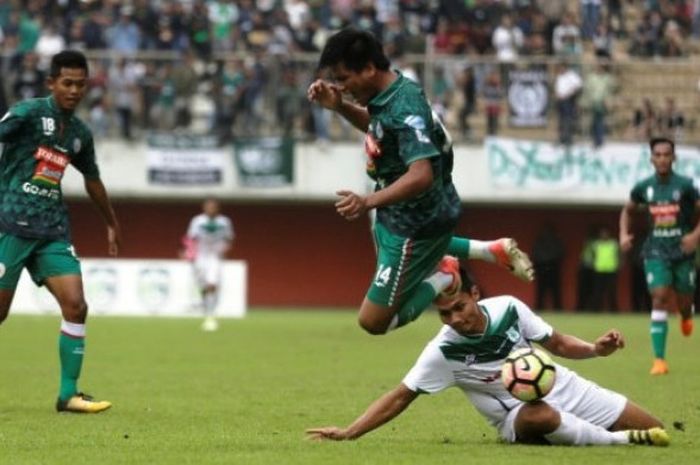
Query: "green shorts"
366 222 452 308
0 233 81 289
644 257 696 295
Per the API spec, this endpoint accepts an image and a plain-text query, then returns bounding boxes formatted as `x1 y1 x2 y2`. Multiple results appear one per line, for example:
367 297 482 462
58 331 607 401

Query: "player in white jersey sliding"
307 263 669 447
182 198 234 331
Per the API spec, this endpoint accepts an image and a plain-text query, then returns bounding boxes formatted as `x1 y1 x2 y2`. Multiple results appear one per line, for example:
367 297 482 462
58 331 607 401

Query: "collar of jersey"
367 70 405 111
46 96 73 117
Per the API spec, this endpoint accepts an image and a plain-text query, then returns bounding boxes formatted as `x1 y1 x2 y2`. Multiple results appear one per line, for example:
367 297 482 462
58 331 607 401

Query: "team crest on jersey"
672 189 680 201
646 186 654 201
73 138 81 153
464 354 477 365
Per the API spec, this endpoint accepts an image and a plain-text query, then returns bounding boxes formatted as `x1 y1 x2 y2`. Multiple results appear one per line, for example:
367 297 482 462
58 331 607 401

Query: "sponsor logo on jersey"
650 203 680 228
22 182 60 200
32 146 69 186
73 138 81 153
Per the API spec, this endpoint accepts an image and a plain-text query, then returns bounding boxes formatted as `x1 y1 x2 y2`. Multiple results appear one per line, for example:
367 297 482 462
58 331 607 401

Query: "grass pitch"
0 310 698 465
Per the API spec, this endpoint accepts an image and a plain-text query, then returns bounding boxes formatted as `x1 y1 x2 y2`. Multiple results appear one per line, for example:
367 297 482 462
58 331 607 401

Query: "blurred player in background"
0 50 121 413
307 27 533 335
619 137 700 375
181 198 234 332
307 267 669 447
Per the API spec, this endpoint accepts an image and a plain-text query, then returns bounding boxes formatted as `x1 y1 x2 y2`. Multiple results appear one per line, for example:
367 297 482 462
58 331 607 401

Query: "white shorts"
193 255 222 288
498 368 627 443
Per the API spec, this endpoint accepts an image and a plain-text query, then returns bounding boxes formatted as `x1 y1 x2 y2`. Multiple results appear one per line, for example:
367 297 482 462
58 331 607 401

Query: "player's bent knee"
61 299 89 323
516 401 560 435
358 318 388 335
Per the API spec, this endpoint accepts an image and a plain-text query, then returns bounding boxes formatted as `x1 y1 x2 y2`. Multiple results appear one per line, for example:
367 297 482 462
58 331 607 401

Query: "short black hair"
50 50 89 78
318 27 390 72
649 136 675 154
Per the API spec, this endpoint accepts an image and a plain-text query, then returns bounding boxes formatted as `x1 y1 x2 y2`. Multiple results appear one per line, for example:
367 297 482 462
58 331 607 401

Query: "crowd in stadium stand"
0 0 697 144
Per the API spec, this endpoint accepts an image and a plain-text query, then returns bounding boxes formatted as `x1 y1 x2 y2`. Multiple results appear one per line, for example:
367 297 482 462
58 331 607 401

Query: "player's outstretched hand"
307 79 343 111
306 426 350 441
594 329 625 357
107 225 122 256
335 190 367 221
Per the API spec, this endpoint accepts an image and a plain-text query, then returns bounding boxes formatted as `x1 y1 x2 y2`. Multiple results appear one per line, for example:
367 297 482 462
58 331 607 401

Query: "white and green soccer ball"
501 347 556 402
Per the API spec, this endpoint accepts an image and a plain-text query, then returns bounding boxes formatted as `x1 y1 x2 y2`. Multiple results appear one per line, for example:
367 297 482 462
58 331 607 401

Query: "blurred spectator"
694 0 700 38
590 226 620 312
660 19 685 57
138 61 162 129
580 0 601 40
150 63 177 130
482 69 503 136
240 54 268 135
582 63 617 148
554 62 583 146
109 57 141 140
552 12 582 57
576 227 597 311
209 0 239 53
106 6 142 54
629 10 663 57
631 98 657 140
12 52 44 101
592 22 614 58
457 65 476 139
491 14 523 64
607 0 626 37
532 223 565 311
17 11 40 56
35 20 65 70
189 1 212 59
658 97 685 140
212 59 245 143
171 52 200 129
275 65 304 137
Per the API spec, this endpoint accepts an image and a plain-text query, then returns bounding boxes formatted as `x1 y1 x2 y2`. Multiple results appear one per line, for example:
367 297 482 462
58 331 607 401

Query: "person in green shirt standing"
0 50 121 412
619 137 700 375
307 28 533 335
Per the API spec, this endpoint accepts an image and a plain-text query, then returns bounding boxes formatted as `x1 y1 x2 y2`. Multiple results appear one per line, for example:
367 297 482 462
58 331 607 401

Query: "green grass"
0 310 698 465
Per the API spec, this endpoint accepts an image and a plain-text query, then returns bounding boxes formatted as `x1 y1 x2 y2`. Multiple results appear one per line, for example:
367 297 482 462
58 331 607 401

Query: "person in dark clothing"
532 223 565 310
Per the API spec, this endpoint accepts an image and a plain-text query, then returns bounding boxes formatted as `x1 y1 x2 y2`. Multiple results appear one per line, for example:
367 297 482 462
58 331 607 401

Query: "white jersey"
402 296 585 430
186 214 234 258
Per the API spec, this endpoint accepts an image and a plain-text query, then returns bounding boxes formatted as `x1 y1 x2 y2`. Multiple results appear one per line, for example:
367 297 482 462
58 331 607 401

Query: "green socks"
650 310 668 359
59 321 86 401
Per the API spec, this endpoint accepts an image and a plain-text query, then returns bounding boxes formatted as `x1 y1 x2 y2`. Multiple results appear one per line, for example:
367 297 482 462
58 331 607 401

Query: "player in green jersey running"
619 137 700 375
0 50 121 412
307 28 533 335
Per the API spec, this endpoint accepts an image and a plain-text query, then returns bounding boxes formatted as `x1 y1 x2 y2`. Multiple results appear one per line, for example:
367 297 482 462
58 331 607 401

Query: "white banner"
146 133 226 185
486 137 700 191
12 259 247 318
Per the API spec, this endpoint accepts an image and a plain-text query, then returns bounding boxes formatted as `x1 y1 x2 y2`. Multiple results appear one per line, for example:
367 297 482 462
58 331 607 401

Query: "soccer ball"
501 347 556 402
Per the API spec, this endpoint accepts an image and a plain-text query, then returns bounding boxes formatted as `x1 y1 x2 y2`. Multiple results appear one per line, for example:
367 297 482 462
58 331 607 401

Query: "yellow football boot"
56 393 112 413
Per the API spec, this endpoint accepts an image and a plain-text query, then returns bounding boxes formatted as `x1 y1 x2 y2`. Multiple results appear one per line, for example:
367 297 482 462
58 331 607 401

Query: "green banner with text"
233 137 294 187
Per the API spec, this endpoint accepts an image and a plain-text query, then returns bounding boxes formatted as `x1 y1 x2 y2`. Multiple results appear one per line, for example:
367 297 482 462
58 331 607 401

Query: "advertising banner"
485 137 700 192
147 133 225 185
12 259 247 318
507 67 549 127
233 137 294 187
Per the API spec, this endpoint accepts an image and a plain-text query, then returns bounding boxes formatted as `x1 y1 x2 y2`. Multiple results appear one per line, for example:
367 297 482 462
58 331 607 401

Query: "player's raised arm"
306 384 418 441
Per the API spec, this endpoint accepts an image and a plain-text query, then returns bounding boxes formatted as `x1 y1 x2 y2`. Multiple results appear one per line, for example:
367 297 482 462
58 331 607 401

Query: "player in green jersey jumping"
0 50 121 412
307 28 533 335
619 137 700 375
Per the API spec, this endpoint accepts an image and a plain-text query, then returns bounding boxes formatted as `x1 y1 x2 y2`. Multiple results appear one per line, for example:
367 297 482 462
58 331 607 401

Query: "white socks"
60 320 86 338
465 240 496 262
544 411 628 445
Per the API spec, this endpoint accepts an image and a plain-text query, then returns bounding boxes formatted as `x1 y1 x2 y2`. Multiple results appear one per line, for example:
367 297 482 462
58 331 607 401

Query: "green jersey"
630 172 699 260
365 72 460 239
0 96 100 241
